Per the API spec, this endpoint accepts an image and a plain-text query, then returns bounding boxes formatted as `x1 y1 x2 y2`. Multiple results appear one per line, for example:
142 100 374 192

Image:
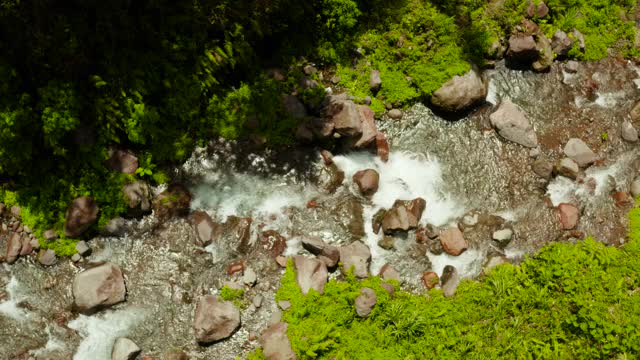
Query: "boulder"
293 256 328 295
19 236 33 256
328 99 362 137
111 337 141 360
153 184 192 219
492 229 513 247
259 230 288 258
193 295 240 343
507 34 538 63
440 265 460 297
64 196 99 237
301 237 340 268
572 29 585 51
38 249 57 266
192 211 219 247
490 100 538 147
558 203 579 230
10 205 20 218
353 169 380 197
532 34 553 72
355 288 377 318
421 272 439 289
260 322 296 360
430 69 486 112
532 159 554 180
526 1 549 18
282 95 307 120
75 241 91 256
310 117 334 140
369 70 382 93
122 181 152 216
556 158 580 179
5 233 22 264
387 109 403 120
106 148 138 174
563 138 596 167
381 198 426 234
73 263 126 314
439 228 468 256
378 263 401 282
355 105 377 148
376 132 390 162
551 30 573 57
339 241 371 278
621 120 638 142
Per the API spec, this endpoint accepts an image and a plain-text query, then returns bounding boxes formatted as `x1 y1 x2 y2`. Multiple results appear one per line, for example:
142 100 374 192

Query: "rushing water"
1 59 640 359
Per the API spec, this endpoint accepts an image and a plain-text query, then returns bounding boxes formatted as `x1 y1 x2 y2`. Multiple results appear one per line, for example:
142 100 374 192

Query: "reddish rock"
193 295 240 343
381 198 426 234
19 236 32 256
614 192 633 207
64 196 99 238
355 105 377 148
301 236 340 268
226 260 246 275
421 272 439 289
439 228 468 256
320 150 334 166
275 256 288 268
339 241 371 278
192 211 220 247
293 256 328 295
260 322 296 360
375 132 390 162
557 203 579 230
378 263 401 282
306 200 318 209
353 169 380 197
259 230 287 258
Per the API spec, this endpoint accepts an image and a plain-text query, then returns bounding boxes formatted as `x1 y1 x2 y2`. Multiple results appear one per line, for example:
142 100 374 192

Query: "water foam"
68 307 146 360
333 151 465 273
546 162 621 206
0 276 29 321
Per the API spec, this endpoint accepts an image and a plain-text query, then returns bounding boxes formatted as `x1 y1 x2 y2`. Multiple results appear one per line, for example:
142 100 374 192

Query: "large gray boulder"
193 295 241 343
293 256 328 295
73 263 126 314
430 69 486 112
563 138 596 167
64 196 99 237
490 100 538 148
111 337 141 360
260 322 296 360
339 241 371 278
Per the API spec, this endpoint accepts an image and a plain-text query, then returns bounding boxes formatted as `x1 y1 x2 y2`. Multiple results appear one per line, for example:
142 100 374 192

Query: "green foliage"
39 81 81 156
272 206 640 359
220 286 245 302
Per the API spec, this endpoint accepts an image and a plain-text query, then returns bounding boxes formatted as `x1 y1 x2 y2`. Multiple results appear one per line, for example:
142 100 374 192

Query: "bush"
263 204 640 359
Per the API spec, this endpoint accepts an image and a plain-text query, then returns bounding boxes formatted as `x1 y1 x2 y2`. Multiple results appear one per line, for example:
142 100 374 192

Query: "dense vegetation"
0 0 638 252
258 204 640 359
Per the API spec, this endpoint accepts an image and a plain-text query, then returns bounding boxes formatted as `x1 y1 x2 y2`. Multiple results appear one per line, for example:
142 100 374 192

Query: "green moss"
40 236 78 257
220 286 245 302
272 202 640 358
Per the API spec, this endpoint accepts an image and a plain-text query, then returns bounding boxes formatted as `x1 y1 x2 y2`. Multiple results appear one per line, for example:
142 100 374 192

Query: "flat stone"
73 263 126 314
558 203 579 230
556 158 579 179
490 100 538 147
193 295 241 343
621 120 638 142
111 337 141 360
38 249 57 266
378 263 401 282
439 228 468 256
492 229 513 247
293 256 328 295
563 138 596 167
387 109 403 120
260 322 296 360
339 241 371 278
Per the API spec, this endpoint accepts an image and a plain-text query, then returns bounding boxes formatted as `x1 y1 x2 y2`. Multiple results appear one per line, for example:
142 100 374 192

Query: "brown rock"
379 263 401 282
301 237 340 268
375 132 390 162
163 351 189 360
152 184 192 219
355 105 377 148
355 288 377 318
226 260 246 276
43 229 58 242
122 181 152 217
614 192 632 207
557 203 579 230
421 272 439 289
339 241 371 278
73 263 126 314
192 211 219 247
381 198 426 234
439 228 468 256
64 196 99 237
5 233 22 264
220 216 253 254
430 69 486 112
19 235 32 256
293 256 328 295
106 148 138 174
370 70 381 92
353 169 380 197
193 295 240 343
259 230 287 258
441 265 460 297
260 322 296 360
551 29 573 57
507 34 538 63
328 99 362 137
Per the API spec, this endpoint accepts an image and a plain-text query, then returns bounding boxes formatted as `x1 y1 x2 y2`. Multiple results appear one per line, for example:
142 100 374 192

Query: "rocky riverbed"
1 58 640 359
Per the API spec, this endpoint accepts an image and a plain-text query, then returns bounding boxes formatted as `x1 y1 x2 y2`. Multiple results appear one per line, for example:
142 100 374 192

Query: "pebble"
243 267 257 286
